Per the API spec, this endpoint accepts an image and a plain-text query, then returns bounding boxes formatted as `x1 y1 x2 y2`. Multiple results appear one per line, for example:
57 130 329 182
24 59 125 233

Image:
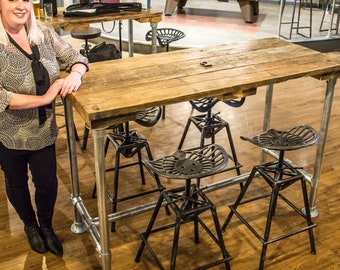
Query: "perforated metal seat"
135 144 232 270
178 97 246 180
145 28 186 51
241 125 318 151
92 107 164 232
222 125 318 270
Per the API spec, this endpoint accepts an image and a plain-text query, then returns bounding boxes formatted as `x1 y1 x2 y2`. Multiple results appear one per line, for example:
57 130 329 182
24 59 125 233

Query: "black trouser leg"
0 143 57 228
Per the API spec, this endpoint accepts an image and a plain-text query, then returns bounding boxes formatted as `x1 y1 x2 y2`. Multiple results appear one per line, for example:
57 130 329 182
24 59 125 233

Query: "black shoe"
24 225 47 254
41 227 63 256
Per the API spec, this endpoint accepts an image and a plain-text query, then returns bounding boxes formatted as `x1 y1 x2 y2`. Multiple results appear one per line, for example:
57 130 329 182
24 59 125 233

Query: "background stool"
70 27 102 150
70 27 102 57
222 125 318 270
145 28 185 119
178 97 246 178
319 0 340 36
92 107 165 232
135 144 232 270
277 0 312 39
73 28 122 150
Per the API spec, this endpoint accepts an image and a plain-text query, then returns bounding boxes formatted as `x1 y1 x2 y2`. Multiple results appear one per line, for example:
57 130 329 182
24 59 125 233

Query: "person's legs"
0 143 37 227
28 144 63 256
28 144 58 228
0 142 46 253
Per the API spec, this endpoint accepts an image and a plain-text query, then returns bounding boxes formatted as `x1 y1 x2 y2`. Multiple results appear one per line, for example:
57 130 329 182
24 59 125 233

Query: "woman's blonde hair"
0 3 45 46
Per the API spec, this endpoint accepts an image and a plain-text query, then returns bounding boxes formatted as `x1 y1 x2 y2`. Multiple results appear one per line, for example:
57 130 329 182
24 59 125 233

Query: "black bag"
84 42 122 63
63 2 142 17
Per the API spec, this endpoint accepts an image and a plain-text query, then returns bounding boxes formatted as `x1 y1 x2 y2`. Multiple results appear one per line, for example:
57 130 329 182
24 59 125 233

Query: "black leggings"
0 143 58 228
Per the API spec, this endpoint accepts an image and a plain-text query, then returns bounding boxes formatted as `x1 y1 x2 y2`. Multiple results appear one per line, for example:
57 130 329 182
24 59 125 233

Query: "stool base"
135 182 232 270
178 113 242 177
92 126 165 232
222 161 316 270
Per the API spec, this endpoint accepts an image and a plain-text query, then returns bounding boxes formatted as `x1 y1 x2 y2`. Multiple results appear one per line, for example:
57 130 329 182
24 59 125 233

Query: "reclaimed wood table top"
66 37 340 129
42 9 163 31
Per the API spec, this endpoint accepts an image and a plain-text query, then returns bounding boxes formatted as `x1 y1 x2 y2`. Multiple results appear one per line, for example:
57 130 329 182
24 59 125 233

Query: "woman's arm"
59 63 88 98
8 79 63 110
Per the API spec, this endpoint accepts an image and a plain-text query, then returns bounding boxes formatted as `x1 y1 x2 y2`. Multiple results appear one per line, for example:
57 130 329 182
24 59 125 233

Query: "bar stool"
145 28 185 52
70 27 102 57
70 27 103 149
221 125 318 270
277 0 312 39
92 107 165 232
145 28 185 119
178 97 245 177
319 0 340 36
135 144 233 270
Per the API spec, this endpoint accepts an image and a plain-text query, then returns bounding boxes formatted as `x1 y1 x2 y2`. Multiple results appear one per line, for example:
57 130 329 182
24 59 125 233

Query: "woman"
0 0 88 256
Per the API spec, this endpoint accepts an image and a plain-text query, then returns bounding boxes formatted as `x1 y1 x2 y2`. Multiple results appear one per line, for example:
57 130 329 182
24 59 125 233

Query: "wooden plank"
66 39 340 128
47 10 163 30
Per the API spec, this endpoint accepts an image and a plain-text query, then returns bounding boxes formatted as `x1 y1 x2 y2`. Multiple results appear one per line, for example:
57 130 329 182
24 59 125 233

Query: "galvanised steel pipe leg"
93 128 112 269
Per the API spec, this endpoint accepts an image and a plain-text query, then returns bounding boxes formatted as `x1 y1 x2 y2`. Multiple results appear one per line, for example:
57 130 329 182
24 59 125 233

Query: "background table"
64 37 340 269
44 10 163 55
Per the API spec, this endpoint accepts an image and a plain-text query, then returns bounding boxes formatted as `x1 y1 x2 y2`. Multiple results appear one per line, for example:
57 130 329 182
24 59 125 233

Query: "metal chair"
70 27 117 151
178 97 246 178
222 125 318 270
319 0 340 36
92 107 166 232
70 27 102 57
277 0 312 39
135 144 233 270
145 28 186 52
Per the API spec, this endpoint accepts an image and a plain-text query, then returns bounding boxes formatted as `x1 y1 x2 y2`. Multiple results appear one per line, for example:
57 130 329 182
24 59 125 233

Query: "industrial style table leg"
150 22 158 54
261 79 338 217
128 19 134 57
309 77 337 217
261 84 274 163
64 98 87 234
127 19 158 56
92 128 112 270
64 98 112 269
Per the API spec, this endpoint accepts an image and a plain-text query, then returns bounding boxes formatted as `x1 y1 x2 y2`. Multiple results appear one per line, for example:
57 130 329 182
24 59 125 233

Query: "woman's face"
0 0 32 32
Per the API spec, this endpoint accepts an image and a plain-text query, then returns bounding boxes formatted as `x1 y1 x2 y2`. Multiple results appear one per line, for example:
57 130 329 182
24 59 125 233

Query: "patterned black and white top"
0 22 88 151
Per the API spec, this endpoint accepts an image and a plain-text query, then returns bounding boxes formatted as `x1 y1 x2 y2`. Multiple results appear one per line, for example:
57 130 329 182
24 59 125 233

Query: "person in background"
0 0 88 256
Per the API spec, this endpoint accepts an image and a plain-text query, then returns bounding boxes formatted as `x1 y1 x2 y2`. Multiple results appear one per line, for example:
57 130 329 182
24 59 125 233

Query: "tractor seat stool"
70 27 101 57
92 107 168 232
135 144 233 270
221 125 318 270
178 97 246 179
145 28 185 119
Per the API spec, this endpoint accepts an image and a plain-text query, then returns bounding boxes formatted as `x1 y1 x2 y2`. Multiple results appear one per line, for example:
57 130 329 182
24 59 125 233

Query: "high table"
44 10 163 55
63 37 340 269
